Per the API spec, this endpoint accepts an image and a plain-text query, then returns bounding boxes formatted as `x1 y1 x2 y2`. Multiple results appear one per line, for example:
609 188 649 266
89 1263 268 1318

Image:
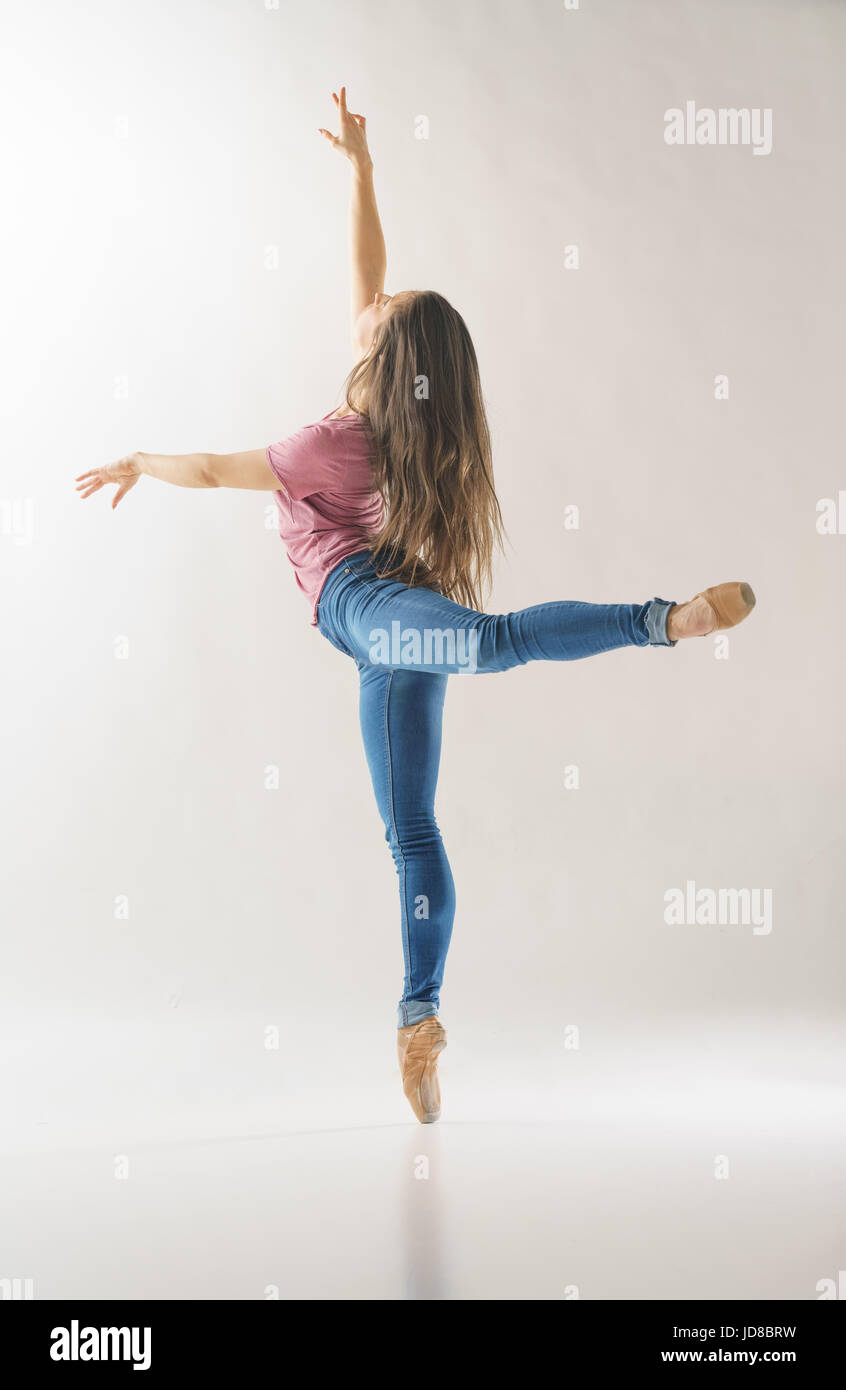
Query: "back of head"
345 290 503 610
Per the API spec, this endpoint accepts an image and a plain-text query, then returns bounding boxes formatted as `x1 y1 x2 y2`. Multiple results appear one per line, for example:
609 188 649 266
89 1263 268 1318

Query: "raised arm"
319 87 387 355
76 448 278 508
78 89 386 512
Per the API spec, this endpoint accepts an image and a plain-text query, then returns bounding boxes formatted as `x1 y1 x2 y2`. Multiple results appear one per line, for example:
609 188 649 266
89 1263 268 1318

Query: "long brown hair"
343 290 504 611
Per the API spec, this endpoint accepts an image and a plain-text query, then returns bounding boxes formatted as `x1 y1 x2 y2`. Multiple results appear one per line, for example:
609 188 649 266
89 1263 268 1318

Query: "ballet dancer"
76 89 756 1123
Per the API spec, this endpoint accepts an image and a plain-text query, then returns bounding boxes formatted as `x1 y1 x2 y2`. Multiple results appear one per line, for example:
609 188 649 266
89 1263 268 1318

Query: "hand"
76 453 142 509
318 87 371 168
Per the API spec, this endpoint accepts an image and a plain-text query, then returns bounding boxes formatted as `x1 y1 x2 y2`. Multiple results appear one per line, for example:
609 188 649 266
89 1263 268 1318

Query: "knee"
473 611 530 672
385 810 444 858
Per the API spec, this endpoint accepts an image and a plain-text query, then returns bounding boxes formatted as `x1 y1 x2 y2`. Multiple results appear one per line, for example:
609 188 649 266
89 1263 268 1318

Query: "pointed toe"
397 1015 447 1124
696 581 757 632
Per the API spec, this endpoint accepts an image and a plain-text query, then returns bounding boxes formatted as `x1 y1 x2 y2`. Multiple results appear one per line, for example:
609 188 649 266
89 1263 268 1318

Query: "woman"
76 89 756 1125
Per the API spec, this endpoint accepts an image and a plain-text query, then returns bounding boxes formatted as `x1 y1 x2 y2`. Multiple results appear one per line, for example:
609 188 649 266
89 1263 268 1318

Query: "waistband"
318 548 377 611
320 547 421 616
340 548 375 570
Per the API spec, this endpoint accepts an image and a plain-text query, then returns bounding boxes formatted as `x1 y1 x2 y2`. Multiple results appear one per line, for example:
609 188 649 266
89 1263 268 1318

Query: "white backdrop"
2 0 844 1300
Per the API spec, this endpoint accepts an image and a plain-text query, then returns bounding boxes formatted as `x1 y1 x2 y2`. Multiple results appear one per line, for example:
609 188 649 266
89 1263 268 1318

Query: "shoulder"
266 410 372 500
320 409 371 430
274 410 369 443
306 410 373 457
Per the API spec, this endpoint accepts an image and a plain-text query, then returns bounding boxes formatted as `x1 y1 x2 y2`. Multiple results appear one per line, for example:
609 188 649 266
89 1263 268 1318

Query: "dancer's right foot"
397 1015 447 1124
667 581 756 641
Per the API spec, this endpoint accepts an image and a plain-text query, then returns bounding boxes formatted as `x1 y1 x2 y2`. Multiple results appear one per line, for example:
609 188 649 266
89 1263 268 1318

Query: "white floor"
2 1013 843 1300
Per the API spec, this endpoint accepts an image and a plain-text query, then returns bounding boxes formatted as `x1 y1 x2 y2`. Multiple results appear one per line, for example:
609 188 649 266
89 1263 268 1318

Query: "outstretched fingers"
332 87 364 125
321 88 367 151
75 471 105 499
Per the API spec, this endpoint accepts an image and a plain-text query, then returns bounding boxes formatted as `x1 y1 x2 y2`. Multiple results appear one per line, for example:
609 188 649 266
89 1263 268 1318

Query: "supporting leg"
357 663 455 1026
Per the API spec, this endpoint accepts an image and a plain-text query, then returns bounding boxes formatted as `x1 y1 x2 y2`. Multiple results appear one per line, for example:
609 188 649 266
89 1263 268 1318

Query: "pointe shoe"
397 1015 447 1124
669 581 756 640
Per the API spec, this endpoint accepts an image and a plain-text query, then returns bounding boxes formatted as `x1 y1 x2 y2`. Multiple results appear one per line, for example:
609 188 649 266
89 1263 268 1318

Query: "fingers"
332 88 362 123
112 474 140 509
76 474 103 497
325 88 364 145
317 128 338 145
77 467 120 498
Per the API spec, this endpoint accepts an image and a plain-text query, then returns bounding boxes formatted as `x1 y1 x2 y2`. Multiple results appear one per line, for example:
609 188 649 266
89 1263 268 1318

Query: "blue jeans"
316 549 676 1026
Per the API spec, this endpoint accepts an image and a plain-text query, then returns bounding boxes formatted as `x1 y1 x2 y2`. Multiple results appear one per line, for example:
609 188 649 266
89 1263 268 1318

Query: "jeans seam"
384 672 412 1009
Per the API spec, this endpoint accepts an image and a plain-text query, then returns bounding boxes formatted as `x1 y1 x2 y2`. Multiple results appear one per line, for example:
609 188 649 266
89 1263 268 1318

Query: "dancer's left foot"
667 581 756 641
397 1015 447 1124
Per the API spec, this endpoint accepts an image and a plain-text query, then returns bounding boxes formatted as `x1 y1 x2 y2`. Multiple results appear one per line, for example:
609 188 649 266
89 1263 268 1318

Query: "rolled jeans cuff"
645 597 677 647
398 1000 439 1027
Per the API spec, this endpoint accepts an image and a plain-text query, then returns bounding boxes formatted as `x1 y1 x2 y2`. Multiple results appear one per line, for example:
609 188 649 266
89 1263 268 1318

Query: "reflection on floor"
1 1015 843 1299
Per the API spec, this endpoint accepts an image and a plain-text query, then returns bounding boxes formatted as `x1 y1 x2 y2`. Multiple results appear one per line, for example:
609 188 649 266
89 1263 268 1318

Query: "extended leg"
337 569 676 675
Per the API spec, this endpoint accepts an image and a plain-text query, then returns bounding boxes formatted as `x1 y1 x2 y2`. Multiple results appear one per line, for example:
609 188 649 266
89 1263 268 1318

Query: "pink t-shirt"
266 410 383 623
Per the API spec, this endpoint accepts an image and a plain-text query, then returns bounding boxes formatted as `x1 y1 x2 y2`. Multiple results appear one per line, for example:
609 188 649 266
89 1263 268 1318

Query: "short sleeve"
265 424 341 501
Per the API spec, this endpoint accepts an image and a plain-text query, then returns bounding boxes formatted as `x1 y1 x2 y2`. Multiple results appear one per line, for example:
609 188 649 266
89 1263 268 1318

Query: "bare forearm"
349 161 386 321
136 451 213 488
76 446 276 507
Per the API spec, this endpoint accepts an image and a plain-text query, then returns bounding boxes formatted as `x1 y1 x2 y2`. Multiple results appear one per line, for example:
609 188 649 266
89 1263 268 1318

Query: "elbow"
200 454 220 487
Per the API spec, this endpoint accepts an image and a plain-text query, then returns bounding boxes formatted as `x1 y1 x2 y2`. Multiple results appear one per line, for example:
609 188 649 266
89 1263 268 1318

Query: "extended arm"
140 450 276 489
76 448 279 508
319 87 386 354
77 88 384 513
